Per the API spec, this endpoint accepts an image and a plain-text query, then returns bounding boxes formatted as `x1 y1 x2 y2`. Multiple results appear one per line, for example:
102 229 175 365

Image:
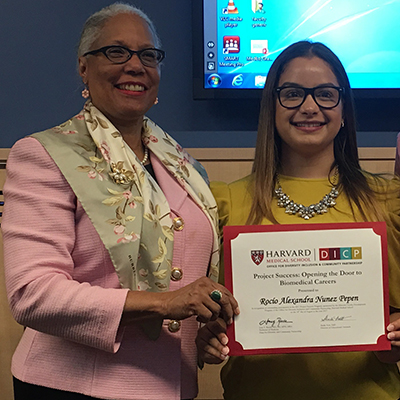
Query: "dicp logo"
319 247 362 261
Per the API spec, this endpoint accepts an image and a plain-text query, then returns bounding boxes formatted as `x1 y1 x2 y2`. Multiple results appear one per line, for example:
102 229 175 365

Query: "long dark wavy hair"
247 40 382 224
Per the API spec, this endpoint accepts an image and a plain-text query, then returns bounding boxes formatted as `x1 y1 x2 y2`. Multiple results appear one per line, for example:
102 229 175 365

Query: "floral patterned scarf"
32 102 219 338
82 101 220 292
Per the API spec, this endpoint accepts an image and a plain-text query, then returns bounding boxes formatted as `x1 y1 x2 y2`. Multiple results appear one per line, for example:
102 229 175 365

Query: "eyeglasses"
83 45 165 67
275 85 344 109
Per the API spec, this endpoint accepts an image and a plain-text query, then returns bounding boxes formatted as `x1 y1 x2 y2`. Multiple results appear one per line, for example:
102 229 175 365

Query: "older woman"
196 41 400 399
2 3 238 400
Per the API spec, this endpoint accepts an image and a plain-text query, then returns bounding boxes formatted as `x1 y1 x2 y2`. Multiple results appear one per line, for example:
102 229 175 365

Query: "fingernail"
221 346 229 355
235 307 240 315
227 318 233 325
388 332 395 340
387 324 395 332
221 336 228 345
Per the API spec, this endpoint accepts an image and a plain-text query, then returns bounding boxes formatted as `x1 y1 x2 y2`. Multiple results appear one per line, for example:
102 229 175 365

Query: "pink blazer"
3 137 214 400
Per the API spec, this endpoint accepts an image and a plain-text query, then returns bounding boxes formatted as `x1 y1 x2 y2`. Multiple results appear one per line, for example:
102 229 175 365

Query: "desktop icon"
223 36 240 54
207 62 216 71
255 75 266 87
208 74 222 88
222 0 239 14
251 0 265 13
251 40 268 54
232 74 244 87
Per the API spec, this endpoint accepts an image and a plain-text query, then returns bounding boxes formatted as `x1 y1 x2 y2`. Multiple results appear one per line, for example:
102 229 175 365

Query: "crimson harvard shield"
251 250 264 265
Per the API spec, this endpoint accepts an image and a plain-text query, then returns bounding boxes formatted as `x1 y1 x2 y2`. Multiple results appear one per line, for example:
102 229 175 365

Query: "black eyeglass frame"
275 85 345 109
83 45 166 67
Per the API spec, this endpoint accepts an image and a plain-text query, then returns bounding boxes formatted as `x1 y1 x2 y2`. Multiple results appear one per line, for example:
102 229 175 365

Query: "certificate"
223 222 390 355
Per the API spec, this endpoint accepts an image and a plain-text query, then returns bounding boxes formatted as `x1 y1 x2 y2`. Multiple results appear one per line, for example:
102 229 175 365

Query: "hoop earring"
154 97 159 105
82 86 90 99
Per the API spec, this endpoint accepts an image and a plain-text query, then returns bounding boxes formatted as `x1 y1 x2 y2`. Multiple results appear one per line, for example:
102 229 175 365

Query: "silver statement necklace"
275 174 339 220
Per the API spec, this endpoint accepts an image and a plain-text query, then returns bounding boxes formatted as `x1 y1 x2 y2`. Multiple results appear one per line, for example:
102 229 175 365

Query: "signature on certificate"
259 317 293 328
321 315 353 322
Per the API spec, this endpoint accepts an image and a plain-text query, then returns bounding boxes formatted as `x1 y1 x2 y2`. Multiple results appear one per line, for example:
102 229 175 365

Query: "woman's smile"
275 56 343 158
115 81 147 95
291 120 327 132
79 13 160 131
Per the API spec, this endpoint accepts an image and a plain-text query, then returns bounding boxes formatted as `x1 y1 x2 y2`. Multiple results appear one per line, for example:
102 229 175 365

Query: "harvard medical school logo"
250 247 361 265
319 247 362 261
251 250 264 265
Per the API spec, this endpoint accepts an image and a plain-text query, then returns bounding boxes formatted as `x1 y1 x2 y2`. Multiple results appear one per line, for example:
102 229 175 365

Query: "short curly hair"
77 2 161 57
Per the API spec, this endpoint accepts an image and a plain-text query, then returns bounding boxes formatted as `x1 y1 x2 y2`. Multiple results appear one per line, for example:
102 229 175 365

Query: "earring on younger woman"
82 86 90 99
154 97 159 105
341 120 345 128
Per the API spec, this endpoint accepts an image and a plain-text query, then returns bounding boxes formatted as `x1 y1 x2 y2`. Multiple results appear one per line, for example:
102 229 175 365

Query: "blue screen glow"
203 0 400 90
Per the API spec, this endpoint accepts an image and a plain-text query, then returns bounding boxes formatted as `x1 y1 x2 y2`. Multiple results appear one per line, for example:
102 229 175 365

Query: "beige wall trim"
357 147 396 159
185 147 396 183
188 148 255 160
187 147 395 161
0 149 10 169
0 147 396 182
1 147 395 162
0 149 10 160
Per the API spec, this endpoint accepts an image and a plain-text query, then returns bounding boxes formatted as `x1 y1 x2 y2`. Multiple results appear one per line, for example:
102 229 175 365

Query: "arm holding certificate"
196 41 400 400
376 310 400 363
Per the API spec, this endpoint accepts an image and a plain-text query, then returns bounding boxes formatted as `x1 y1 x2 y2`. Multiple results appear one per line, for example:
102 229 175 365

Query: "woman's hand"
196 318 230 364
375 310 400 363
160 276 239 324
122 276 239 325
